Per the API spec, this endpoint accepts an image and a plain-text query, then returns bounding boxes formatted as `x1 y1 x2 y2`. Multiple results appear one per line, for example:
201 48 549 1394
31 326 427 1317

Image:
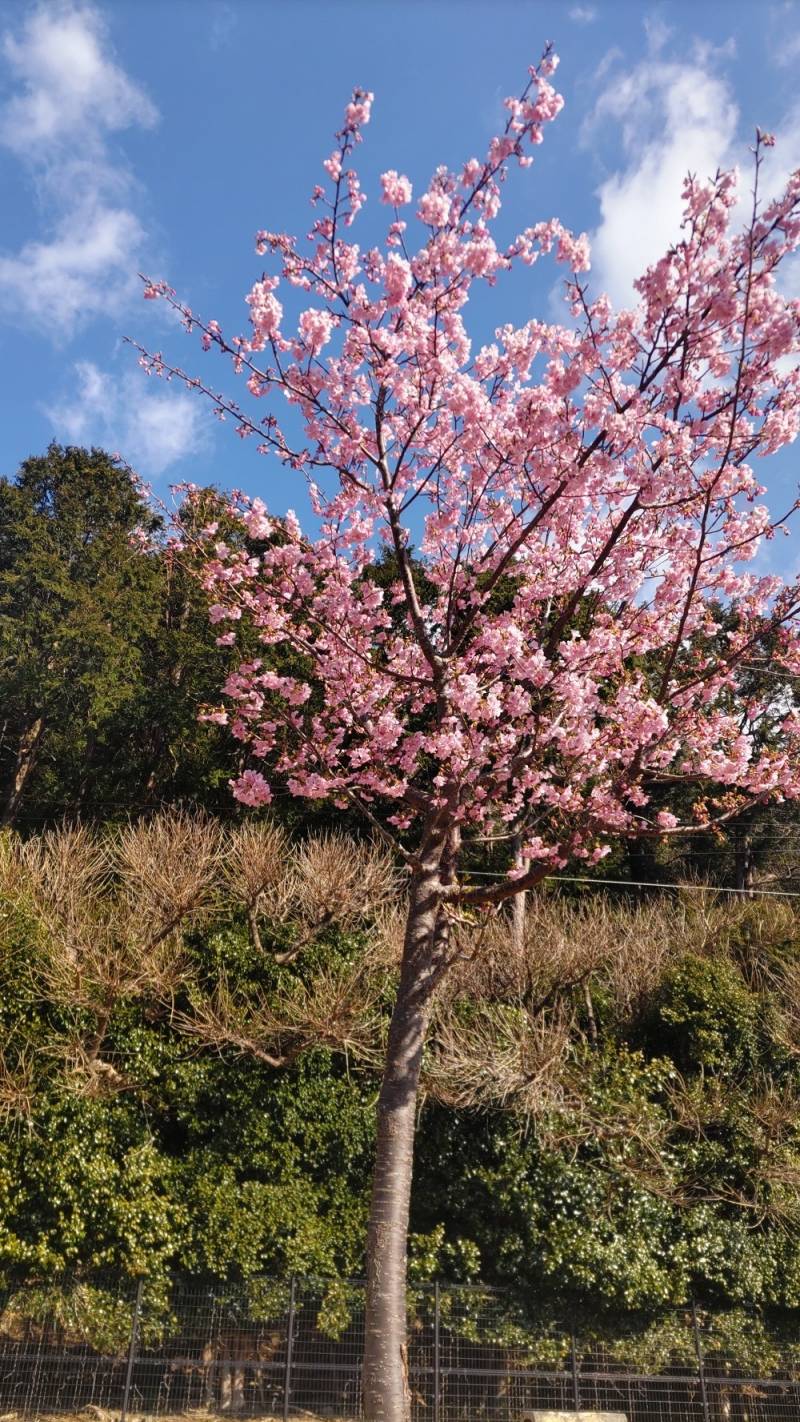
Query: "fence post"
692 1301 711 1422
283 1275 297 1422
120 1278 144 1422
434 1281 441 1422
570 1331 581 1413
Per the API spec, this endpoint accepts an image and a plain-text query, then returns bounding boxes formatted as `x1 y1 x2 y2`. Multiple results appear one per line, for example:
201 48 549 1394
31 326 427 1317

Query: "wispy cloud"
772 31 800 68
767 1 800 67
642 14 672 54
585 40 738 307
569 5 597 22
0 207 145 330
585 26 800 309
0 3 157 337
47 360 209 477
0 3 155 157
209 1 237 50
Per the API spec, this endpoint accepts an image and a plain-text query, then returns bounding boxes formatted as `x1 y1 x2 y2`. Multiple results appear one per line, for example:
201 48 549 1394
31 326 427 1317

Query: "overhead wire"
464 871 800 900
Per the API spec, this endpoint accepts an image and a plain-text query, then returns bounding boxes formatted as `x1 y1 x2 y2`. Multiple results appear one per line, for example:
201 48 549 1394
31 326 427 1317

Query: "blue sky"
3 0 800 556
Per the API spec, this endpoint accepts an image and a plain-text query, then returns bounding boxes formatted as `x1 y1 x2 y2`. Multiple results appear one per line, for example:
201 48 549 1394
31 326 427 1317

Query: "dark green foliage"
412 917 800 1315
0 906 376 1288
5 444 800 1327
0 445 245 827
0 444 160 825
7 886 800 1316
640 954 762 1073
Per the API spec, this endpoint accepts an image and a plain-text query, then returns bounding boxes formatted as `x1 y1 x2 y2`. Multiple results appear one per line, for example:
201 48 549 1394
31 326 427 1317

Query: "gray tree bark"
362 831 451 1422
734 827 755 897
510 835 530 955
1 716 44 827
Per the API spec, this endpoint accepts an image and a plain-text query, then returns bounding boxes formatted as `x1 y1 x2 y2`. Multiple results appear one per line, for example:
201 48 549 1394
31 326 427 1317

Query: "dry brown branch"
371 901 407 968
0 817 407 1085
173 978 298 1068
112 809 224 948
0 815 226 1078
223 820 293 923
61 1049 130 1100
31 894 186 1033
773 960 800 1054
220 827 403 962
423 999 573 1118
173 954 387 1070
0 823 109 962
291 832 403 933
276 957 387 1064
0 1046 36 1123
439 895 682 1018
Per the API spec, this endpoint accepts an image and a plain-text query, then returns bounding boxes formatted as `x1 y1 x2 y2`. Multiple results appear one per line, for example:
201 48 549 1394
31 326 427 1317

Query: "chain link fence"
1 1275 800 1422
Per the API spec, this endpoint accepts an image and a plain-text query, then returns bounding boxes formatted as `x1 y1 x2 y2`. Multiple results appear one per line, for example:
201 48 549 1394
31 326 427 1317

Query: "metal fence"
1 1275 800 1422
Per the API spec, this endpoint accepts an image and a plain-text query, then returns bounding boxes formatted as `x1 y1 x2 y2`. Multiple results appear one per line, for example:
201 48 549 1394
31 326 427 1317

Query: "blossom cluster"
144 53 800 887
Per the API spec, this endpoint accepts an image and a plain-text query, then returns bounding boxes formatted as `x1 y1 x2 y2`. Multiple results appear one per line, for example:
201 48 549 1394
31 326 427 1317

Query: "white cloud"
586 53 739 307
586 30 800 310
0 3 156 158
209 2 237 50
0 203 144 331
594 46 623 84
48 360 209 476
759 105 800 205
0 3 157 336
774 32 800 67
642 14 672 55
569 5 597 22
767 2 800 67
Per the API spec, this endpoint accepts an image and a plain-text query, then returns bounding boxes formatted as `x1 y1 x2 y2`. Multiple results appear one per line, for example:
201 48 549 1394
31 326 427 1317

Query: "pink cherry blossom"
417 188 453 227
298 307 335 355
380 170 413 205
136 53 800 1415
245 278 282 347
384 253 412 305
140 56 800 878
230 768 272 806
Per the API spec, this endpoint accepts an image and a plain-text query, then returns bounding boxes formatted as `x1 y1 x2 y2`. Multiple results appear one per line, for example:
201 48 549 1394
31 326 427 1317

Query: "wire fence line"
2 1274 800 1422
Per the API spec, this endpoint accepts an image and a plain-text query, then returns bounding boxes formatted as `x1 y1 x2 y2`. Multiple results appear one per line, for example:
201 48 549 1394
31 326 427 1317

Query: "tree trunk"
583 982 598 1046
362 837 450 1422
625 834 658 897
1 716 44 827
734 828 755 897
510 834 530 955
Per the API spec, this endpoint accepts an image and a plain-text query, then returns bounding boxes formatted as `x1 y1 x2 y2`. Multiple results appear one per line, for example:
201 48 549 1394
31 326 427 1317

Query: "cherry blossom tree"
137 53 800 1420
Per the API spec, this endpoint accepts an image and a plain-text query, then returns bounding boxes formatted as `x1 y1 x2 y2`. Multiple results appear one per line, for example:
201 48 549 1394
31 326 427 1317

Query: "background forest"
4 446 800 1323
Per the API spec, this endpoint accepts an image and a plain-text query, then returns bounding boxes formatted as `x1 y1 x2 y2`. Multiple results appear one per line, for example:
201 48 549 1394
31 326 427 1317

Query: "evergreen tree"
0 446 245 826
